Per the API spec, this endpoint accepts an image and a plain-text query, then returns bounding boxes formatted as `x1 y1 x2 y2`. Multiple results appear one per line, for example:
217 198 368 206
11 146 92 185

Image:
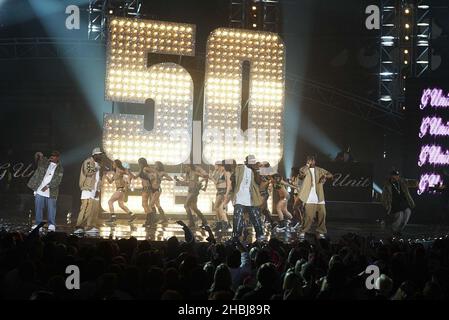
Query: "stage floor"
2 214 449 243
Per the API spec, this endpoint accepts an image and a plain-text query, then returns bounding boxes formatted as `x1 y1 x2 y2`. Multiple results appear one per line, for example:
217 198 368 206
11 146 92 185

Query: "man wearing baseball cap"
381 170 415 236
27 150 64 232
75 147 104 235
232 155 264 241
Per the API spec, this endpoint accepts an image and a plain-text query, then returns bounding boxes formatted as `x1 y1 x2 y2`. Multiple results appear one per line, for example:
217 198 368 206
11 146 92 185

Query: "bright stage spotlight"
281 1 314 175
283 95 300 176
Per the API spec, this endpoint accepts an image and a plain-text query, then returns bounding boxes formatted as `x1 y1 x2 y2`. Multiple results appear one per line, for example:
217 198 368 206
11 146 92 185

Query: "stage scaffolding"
229 0 281 32
378 0 431 113
88 0 142 41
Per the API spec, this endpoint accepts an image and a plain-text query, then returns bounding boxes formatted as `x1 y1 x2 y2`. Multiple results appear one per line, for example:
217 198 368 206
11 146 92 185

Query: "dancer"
232 155 264 241
381 170 415 236
222 159 237 211
175 164 209 228
145 161 172 226
106 159 136 222
297 156 333 239
138 157 154 223
75 147 103 234
258 161 274 227
270 173 294 230
210 161 232 232
290 166 304 229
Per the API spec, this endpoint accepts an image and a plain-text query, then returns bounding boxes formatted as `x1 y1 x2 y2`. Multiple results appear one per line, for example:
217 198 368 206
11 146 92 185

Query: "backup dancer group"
31 147 334 240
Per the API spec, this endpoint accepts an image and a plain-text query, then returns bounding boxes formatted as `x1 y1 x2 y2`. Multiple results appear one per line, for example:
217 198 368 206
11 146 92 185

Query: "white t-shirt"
81 162 100 200
35 162 57 198
235 166 252 206
306 167 325 204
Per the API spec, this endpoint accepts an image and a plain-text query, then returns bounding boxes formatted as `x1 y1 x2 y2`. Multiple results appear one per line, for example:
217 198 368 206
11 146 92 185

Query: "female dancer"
270 173 294 230
210 161 232 232
145 161 172 226
222 159 236 210
290 167 304 230
106 159 136 222
175 164 209 228
138 157 154 222
258 161 275 227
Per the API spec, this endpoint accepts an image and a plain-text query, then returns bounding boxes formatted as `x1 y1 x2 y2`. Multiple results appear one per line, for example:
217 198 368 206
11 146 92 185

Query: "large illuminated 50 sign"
103 17 285 165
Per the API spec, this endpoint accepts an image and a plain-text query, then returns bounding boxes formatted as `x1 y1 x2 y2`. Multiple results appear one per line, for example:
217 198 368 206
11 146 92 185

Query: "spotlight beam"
27 0 107 126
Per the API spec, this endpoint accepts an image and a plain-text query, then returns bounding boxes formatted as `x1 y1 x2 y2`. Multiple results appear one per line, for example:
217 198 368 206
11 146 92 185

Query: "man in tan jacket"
297 156 333 239
75 147 104 234
232 155 265 241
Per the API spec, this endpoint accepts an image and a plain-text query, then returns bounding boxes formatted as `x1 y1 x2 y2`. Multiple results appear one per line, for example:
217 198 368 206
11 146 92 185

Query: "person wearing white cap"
75 147 104 235
232 155 264 241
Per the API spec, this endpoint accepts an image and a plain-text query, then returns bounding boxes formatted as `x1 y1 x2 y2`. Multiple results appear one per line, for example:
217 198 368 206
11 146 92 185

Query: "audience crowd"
1 223 448 300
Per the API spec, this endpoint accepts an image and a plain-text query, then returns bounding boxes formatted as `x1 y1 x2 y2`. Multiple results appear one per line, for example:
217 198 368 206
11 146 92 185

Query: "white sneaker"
74 228 84 235
299 233 305 240
31 225 38 231
318 233 326 239
85 227 99 237
48 224 56 232
292 222 301 230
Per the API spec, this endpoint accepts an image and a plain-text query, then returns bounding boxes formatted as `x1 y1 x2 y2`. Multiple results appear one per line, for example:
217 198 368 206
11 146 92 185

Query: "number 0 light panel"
203 28 285 166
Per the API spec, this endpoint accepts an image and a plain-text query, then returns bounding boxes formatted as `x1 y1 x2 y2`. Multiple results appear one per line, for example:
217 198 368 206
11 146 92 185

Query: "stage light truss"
286 74 404 134
0 37 105 60
228 0 280 32
88 0 142 41
88 0 107 41
378 0 432 113
262 1 280 32
413 0 431 77
229 0 246 29
379 0 400 112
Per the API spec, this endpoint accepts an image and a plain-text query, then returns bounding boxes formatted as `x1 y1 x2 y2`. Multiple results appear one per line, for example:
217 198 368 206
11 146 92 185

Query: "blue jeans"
35 194 57 226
